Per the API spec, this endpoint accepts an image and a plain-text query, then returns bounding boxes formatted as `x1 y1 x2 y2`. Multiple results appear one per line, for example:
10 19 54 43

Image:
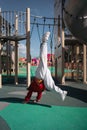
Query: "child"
24 77 45 103
23 32 67 103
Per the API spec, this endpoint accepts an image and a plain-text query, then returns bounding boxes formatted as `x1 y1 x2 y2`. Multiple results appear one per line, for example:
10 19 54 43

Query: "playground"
0 0 87 129
0 80 87 130
0 7 85 86
2 66 55 84
0 8 57 87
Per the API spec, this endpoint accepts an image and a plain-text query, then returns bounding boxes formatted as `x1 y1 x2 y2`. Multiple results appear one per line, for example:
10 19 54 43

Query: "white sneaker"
61 91 67 101
42 32 50 42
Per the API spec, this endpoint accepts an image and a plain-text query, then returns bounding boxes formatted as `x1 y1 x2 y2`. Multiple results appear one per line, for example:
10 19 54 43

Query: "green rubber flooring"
0 103 87 130
0 81 87 130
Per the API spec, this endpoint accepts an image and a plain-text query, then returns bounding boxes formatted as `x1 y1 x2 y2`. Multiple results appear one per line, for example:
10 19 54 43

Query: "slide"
63 0 87 43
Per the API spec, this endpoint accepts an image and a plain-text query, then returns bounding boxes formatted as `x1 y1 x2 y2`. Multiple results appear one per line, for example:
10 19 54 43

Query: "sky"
0 0 54 58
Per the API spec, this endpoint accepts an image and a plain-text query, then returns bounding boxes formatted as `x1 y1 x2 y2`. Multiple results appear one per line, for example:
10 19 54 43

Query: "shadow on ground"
59 84 87 103
0 97 51 108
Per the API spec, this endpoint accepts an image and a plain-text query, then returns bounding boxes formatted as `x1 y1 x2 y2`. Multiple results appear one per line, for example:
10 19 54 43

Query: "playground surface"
0 80 87 130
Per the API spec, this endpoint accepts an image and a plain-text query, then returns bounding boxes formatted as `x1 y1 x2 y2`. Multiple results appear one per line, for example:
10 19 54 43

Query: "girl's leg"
44 68 67 101
35 32 50 79
36 92 42 102
24 90 33 103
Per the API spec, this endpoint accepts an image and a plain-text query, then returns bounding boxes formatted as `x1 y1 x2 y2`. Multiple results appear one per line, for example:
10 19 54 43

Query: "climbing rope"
36 23 41 43
30 17 36 39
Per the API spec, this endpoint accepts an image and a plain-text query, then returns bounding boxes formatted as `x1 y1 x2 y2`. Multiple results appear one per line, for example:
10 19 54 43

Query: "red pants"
25 78 45 102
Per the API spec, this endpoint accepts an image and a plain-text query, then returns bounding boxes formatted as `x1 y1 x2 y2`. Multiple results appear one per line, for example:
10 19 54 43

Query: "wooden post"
76 45 79 80
0 42 2 88
83 44 87 83
26 8 31 87
61 26 65 84
15 14 18 85
0 8 2 88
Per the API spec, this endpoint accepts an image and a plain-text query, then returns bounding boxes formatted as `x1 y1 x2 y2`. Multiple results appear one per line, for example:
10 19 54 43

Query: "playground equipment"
0 8 57 87
30 15 56 63
63 0 87 43
0 8 31 88
63 0 87 83
54 0 87 84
